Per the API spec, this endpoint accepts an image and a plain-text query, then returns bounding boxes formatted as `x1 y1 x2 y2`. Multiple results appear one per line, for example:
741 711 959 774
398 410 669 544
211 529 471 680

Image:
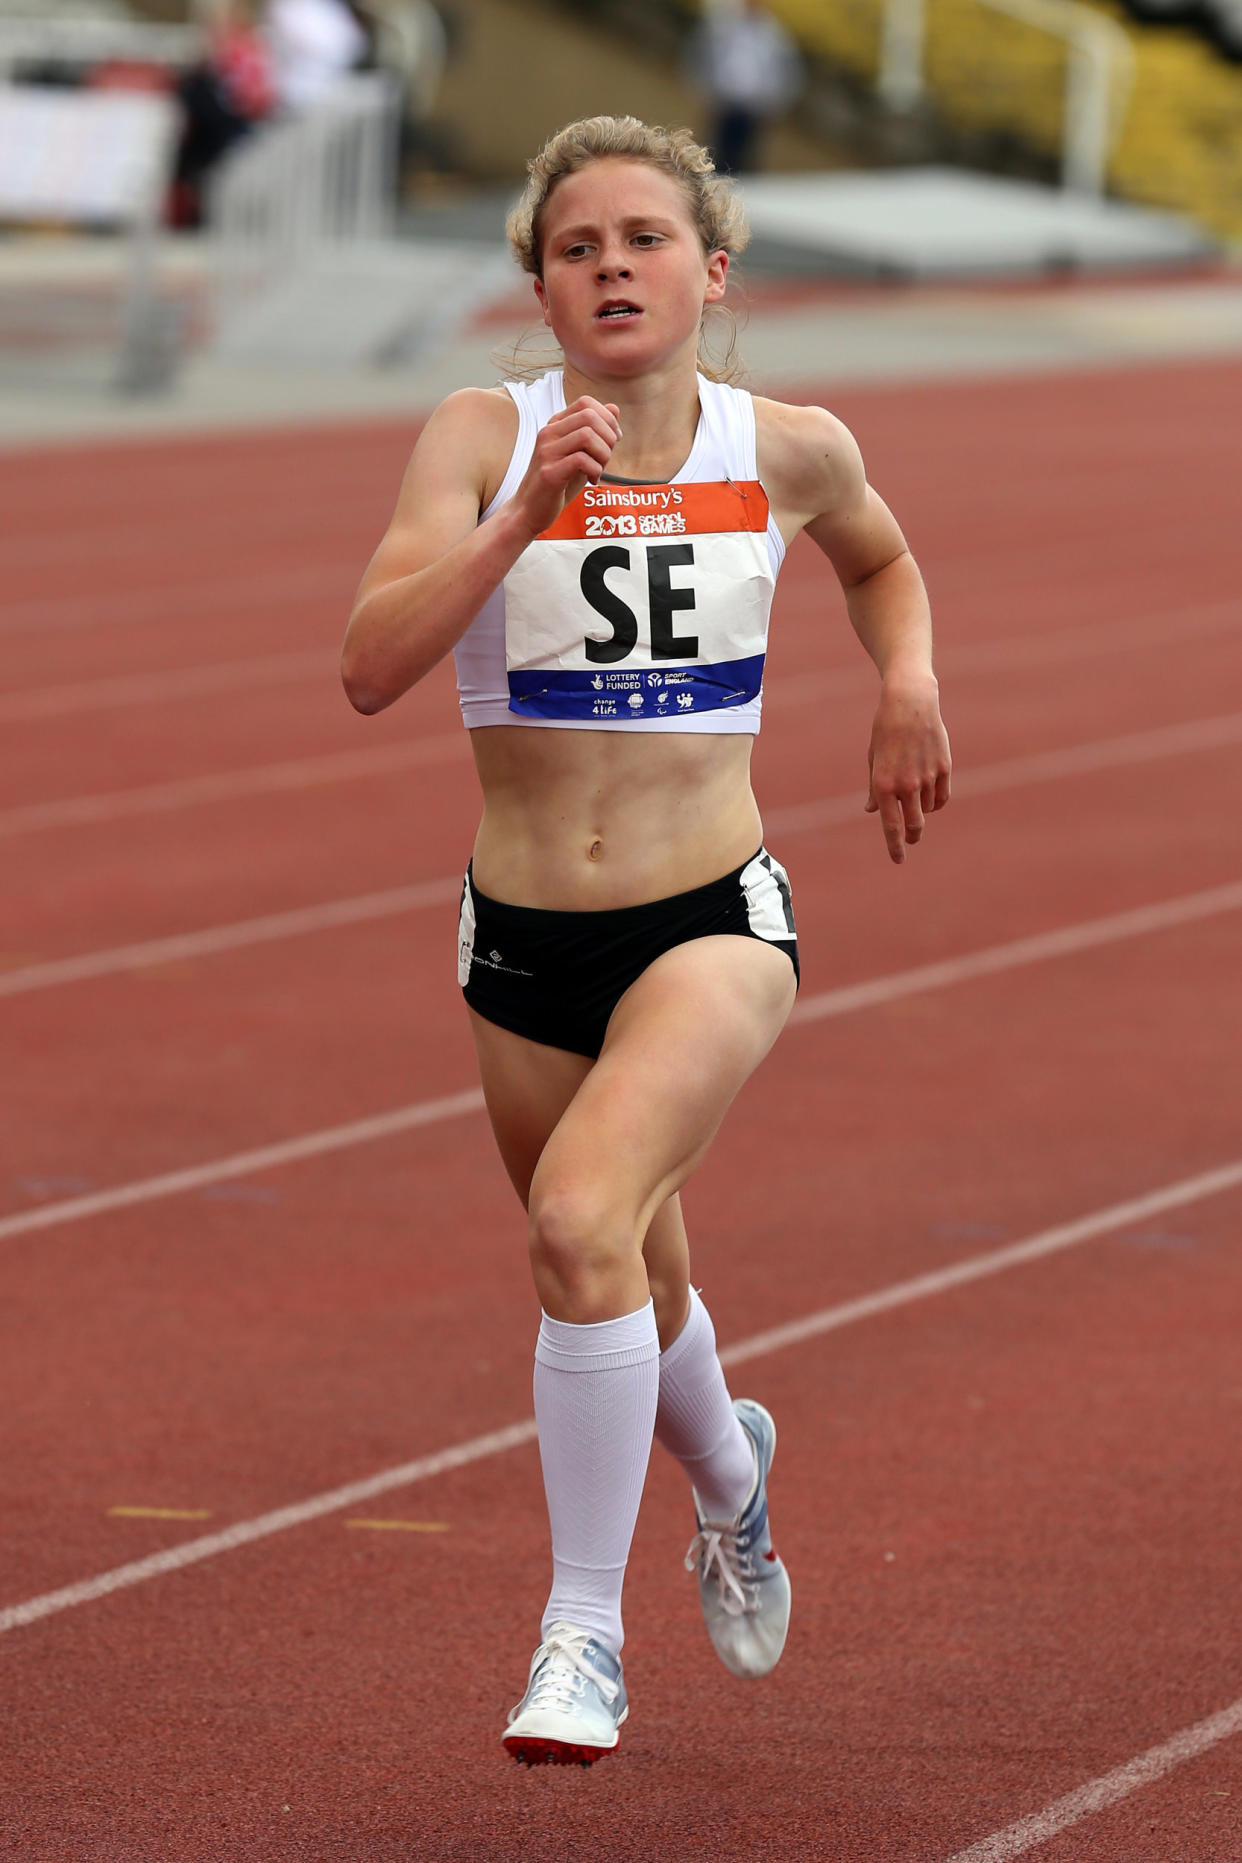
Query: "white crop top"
454 370 786 734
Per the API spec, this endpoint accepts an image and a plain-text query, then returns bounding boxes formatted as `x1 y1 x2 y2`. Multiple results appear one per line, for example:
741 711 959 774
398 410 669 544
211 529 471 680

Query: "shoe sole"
503 1733 618 1767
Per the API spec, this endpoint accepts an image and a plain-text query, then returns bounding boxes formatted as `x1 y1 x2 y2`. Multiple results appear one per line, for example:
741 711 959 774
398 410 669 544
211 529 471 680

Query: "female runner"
342 115 951 1767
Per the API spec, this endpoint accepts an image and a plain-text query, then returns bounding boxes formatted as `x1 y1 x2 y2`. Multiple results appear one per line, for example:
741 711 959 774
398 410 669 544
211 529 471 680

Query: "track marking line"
0 877 462 999
766 598 1241 717
2 593 1235 718
0 1087 487 1244
5 705 1240 844
717 1158 1242 1367
0 734 469 839
940 1696 1242 1862
3 734 1240 1000
0 1421 536 1634
0 562 357 638
790 879 1242 1026
3 881 1240 1247
3 1159 1241 1638
0 649 337 723
2 588 1236 704
764 710 1242 837
108 1507 213 1522
344 1519 450 1533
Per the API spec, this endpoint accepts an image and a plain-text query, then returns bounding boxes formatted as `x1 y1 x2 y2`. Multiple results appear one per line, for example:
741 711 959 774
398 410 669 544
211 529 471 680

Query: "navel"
587 836 604 863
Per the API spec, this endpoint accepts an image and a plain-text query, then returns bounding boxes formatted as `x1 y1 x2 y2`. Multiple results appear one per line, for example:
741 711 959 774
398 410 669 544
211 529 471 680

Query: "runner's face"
534 159 727 376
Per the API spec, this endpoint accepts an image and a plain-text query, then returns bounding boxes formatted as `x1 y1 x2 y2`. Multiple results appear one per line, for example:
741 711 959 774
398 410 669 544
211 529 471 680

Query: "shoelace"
511 1629 620 1722
685 1524 757 1617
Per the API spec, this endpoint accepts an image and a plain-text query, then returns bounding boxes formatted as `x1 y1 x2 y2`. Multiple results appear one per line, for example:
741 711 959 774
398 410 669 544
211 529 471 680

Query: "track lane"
2 904 1238 1606
4 356 1241 1858
2 1181 1239 1862
3 739 1240 1211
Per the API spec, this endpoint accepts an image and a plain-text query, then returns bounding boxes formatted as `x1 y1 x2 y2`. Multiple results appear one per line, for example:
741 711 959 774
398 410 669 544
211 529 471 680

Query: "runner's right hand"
511 397 622 539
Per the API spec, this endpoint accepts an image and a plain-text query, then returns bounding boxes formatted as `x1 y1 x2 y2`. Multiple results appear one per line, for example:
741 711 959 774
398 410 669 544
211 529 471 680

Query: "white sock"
654 1287 755 1522
533 1300 659 1657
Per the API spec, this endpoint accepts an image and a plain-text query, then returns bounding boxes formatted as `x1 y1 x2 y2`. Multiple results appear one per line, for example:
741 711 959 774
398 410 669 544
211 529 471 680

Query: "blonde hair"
497 115 750 385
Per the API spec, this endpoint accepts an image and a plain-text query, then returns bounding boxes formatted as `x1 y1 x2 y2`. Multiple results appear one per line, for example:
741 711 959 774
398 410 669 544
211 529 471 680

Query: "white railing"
208 71 399 335
879 0 1135 195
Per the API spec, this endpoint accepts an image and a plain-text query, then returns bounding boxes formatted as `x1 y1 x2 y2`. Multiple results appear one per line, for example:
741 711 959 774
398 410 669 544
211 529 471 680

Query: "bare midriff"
468 724 763 910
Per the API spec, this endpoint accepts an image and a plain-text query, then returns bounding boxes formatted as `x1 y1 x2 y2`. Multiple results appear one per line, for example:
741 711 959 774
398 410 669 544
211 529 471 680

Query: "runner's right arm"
341 389 620 714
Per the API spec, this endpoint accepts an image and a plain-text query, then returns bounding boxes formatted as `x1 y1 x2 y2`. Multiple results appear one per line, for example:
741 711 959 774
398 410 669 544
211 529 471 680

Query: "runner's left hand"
864 673 952 863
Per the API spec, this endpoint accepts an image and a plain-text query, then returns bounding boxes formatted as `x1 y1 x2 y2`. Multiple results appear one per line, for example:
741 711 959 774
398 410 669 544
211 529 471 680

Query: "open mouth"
596 302 642 321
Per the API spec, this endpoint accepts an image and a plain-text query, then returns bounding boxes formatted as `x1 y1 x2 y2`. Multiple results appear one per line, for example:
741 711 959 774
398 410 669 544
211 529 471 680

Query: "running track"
3 359 1240 1862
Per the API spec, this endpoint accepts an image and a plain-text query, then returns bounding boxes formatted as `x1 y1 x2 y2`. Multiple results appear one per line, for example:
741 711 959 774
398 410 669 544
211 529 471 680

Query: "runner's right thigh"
467 1008 691 1343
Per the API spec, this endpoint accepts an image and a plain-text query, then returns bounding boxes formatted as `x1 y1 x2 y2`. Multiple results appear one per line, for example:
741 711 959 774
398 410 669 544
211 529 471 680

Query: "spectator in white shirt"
262 0 370 112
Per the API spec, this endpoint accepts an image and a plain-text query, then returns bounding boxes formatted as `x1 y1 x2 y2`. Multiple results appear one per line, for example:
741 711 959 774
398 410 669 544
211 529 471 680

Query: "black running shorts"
457 847 798 1059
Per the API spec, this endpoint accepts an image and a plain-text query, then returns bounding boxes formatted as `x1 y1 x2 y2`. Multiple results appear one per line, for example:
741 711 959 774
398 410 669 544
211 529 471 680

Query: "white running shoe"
684 1398 792 1679
502 1622 628 1767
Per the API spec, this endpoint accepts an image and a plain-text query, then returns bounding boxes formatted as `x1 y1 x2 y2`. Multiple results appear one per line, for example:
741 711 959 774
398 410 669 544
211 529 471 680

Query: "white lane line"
3 880 1240 1245
4 731 1240 1002
3 593 1235 724
0 735 468 838
766 598 1241 716
718 1158 1242 1367
0 877 461 999
0 649 337 723
940 1696 1242 1862
6 704 1239 844
4 1156 1241 1637
763 710 1242 837
790 880 1242 1025
0 562 356 637
0 1421 535 1633
0 1087 486 1244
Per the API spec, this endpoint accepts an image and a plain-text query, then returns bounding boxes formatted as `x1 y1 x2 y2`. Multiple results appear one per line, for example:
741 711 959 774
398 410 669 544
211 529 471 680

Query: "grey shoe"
502 1621 628 1766
684 1398 792 1679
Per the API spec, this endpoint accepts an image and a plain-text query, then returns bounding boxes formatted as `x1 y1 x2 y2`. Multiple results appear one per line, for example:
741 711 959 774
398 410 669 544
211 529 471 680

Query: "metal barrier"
208 71 400 351
879 0 1135 195
207 72 512 370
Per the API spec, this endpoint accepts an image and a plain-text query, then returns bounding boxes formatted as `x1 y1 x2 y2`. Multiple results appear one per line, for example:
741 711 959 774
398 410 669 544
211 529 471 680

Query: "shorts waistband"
465 849 767 929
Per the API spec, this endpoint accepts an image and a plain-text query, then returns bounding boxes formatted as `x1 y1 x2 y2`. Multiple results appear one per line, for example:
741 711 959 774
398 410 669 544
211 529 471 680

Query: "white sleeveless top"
454 370 786 734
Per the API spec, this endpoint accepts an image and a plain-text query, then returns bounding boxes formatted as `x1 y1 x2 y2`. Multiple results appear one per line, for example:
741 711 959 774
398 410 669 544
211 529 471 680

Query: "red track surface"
3 360 1241 1862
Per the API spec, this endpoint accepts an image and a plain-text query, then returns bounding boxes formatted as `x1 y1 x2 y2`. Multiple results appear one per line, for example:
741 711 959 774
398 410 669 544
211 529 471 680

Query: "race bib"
503 480 775 722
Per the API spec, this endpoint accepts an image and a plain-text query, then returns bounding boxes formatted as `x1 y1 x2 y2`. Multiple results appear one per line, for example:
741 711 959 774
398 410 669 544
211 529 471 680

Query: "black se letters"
580 544 699 664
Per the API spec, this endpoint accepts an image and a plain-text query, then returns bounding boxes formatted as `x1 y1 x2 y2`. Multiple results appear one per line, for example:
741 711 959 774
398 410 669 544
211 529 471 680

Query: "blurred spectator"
689 0 802 175
172 0 277 226
261 0 371 112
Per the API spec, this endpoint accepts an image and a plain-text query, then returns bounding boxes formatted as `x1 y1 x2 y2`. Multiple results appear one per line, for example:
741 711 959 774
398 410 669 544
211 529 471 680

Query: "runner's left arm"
760 398 951 864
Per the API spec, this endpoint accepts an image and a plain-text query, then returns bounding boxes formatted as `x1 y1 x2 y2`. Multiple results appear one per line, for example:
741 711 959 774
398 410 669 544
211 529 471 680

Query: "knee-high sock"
533 1301 659 1657
654 1286 754 1522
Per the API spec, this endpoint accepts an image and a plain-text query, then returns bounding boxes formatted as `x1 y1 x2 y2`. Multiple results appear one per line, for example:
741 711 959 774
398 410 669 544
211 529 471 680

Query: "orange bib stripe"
538 479 769 542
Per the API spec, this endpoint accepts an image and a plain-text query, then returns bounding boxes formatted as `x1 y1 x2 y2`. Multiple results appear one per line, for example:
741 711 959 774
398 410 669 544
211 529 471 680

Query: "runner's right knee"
527 1178 643 1319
